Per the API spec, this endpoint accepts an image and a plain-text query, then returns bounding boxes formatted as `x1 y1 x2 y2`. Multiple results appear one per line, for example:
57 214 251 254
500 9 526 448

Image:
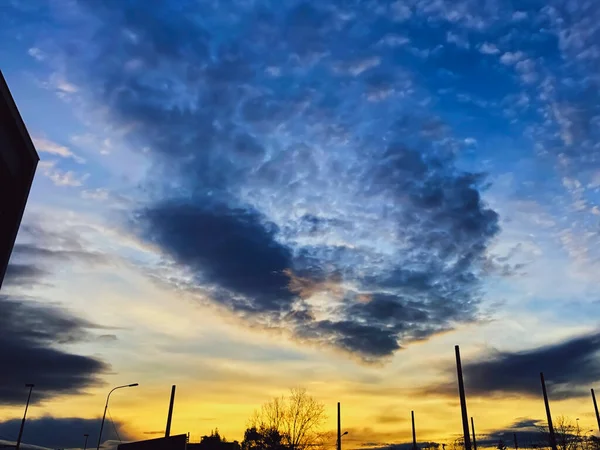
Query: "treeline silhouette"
190 388 327 450
190 427 288 450
187 389 600 450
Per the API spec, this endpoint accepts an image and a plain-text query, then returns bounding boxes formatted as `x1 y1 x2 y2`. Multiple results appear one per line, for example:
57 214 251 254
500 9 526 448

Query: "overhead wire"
107 408 122 443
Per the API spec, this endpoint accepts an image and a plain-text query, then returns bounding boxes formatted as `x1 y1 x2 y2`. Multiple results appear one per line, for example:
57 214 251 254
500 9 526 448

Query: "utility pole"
15 384 34 450
337 402 341 450
592 389 600 433
540 373 557 450
165 385 176 437
471 417 477 450
455 346 472 450
83 434 89 450
412 411 417 450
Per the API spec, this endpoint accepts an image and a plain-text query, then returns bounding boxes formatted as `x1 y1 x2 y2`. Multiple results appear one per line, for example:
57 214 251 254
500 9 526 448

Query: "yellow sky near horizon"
2 291 597 449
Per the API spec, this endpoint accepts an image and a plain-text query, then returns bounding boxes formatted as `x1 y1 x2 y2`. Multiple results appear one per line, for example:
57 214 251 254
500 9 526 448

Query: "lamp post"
592 389 600 433
83 434 89 450
96 384 138 450
335 432 348 449
15 383 34 450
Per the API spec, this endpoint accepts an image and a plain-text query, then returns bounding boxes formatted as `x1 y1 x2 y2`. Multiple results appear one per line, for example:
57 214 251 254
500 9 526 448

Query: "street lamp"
15 384 34 450
336 431 349 449
96 384 138 450
83 434 89 450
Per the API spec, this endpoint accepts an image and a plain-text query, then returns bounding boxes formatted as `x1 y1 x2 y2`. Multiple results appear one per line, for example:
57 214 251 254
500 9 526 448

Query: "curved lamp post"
96 384 138 450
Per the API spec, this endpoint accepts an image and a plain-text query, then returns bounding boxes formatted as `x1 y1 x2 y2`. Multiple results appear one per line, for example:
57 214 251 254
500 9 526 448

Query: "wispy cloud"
39 160 88 187
500 51 525 65
479 42 500 55
33 136 85 163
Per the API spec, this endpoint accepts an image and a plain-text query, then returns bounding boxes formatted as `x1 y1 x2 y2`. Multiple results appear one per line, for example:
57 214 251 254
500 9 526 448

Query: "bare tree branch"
252 388 327 450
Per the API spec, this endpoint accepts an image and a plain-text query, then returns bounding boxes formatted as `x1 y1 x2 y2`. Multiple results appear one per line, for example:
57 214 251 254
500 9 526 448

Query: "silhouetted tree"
535 416 593 450
554 417 580 450
586 436 600 450
196 429 240 450
250 388 327 450
242 426 289 450
497 440 507 450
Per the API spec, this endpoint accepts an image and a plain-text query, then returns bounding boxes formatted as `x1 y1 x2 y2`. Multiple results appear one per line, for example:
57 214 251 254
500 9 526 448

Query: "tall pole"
83 434 89 450
97 383 138 450
165 385 176 437
337 402 341 450
15 384 34 450
471 417 477 450
592 389 600 433
412 411 417 450
455 346 472 450
540 373 557 450
513 433 518 450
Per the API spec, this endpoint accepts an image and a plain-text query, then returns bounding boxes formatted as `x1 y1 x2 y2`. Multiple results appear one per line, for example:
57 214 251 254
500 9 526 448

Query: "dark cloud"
97 334 119 342
373 413 408 425
12 243 107 265
0 295 108 404
142 201 295 312
510 418 544 430
0 219 112 404
53 0 501 360
4 222 111 290
476 417 548 448
429 332 600 400
294 318 402 357
2 263 48 288
0 416 132 449
363 442 441 450
463 332 600 399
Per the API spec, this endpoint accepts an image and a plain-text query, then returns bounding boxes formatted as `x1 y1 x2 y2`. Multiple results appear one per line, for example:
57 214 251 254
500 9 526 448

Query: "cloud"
378 34 410 47
38 160 89 187
363 442 441 450
142 201 296 312
82 188 110 201
32 137 85 163
479 43 500 55
0 440 51 450
12 242 107 265
0 295 108 404
0 223 115 404
28 47 46 61
515 59 537 84
97 334 119 342
430 332 600 400
0 417 132 449
446 32 470 49
2 263 49 288
390 1 412 22
333 57 381 76
39 0 501 361
478 418 549 448
512 11 528 21
500 52 525 65
4 223 109 289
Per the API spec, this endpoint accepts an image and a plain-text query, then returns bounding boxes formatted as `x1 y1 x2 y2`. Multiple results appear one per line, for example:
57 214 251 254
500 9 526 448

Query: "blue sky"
1 0 600 448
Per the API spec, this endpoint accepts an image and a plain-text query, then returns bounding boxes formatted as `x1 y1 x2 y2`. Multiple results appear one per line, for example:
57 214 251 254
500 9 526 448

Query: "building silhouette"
0 70 39 289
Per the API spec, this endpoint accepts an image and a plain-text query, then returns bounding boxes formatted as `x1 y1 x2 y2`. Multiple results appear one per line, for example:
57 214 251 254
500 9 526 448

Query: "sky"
1 0 600 448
